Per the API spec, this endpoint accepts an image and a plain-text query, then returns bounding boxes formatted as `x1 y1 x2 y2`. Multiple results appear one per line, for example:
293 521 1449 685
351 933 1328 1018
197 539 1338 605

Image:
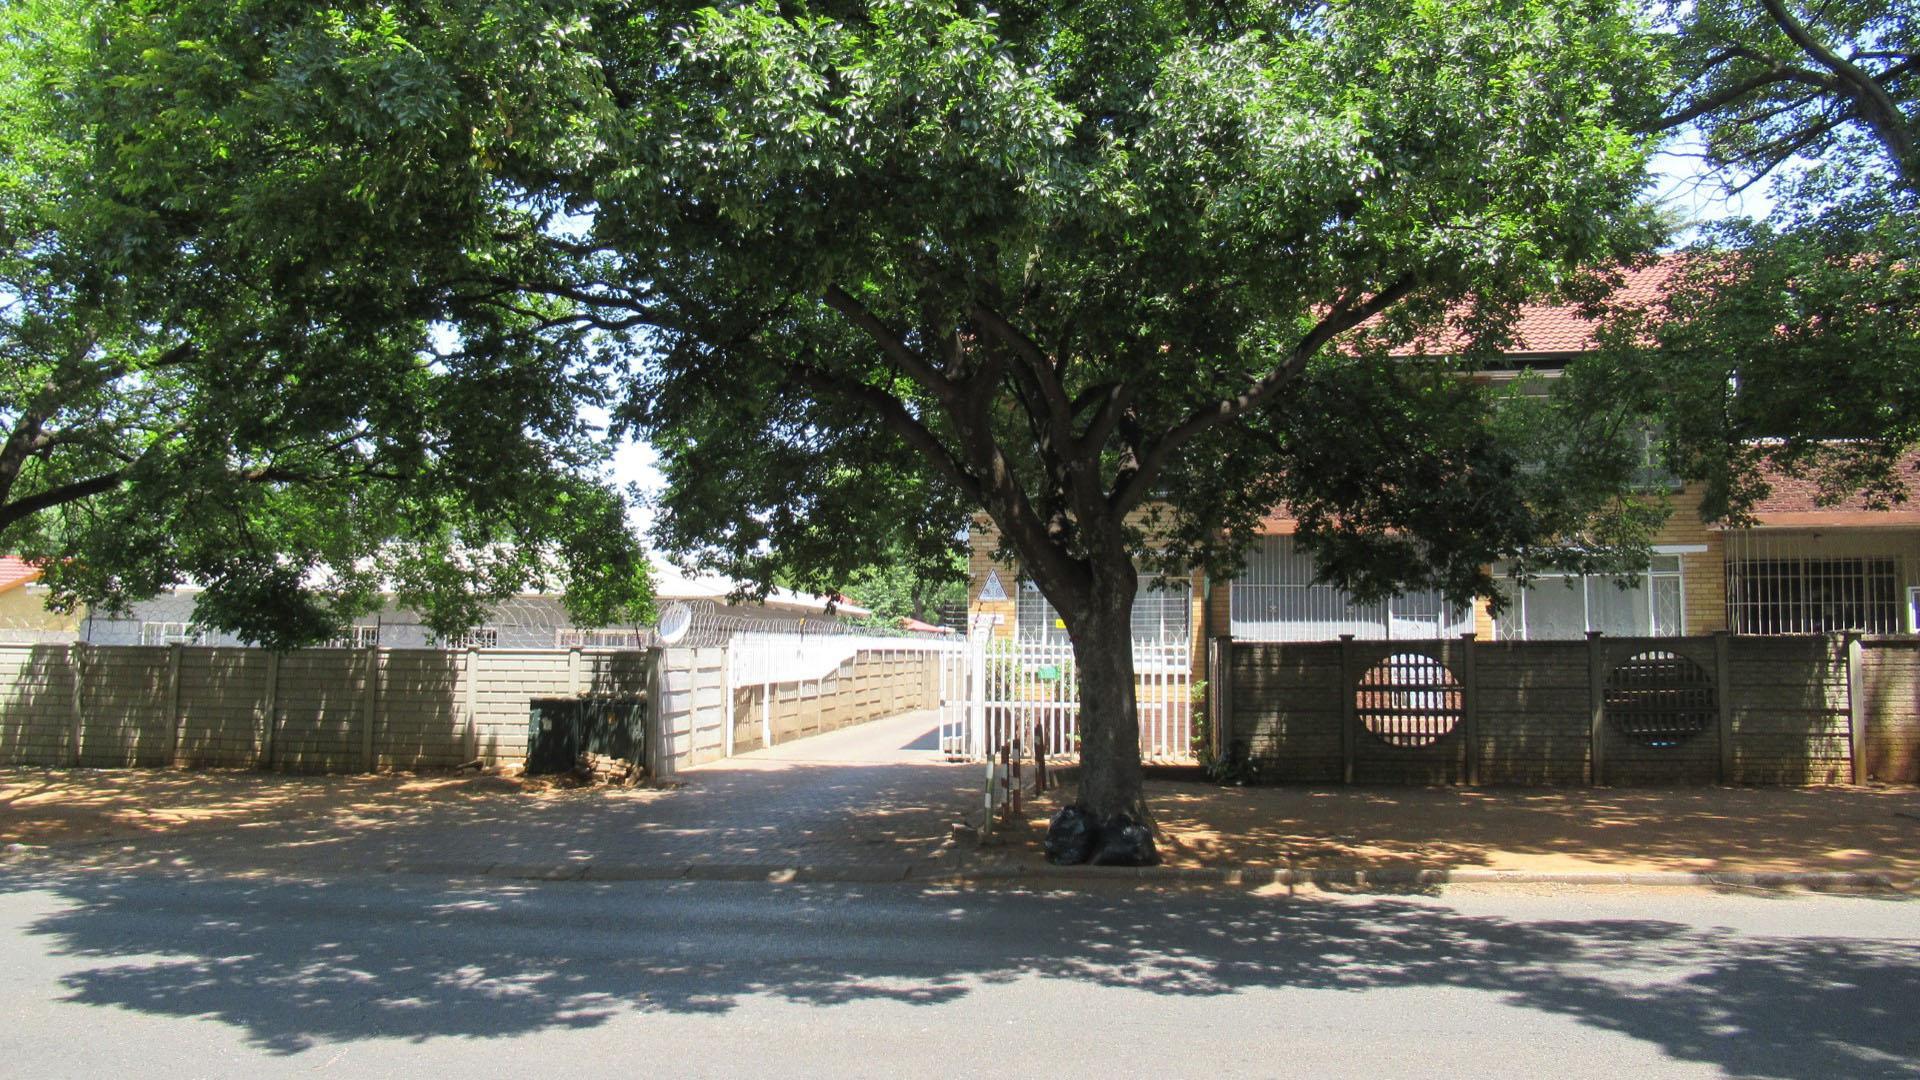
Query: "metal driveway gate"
944 636 1193 763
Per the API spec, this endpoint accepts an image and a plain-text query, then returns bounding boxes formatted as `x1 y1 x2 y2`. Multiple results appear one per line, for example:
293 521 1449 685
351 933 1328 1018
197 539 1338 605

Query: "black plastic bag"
1089 814 1160 867
1043 805 1095 865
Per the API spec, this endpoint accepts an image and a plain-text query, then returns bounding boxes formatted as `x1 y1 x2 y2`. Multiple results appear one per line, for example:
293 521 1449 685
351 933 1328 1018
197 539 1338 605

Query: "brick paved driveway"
60 709 978 876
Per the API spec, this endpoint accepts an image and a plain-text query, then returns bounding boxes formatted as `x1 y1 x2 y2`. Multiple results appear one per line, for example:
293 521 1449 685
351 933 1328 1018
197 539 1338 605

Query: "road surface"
0 865 1912 1078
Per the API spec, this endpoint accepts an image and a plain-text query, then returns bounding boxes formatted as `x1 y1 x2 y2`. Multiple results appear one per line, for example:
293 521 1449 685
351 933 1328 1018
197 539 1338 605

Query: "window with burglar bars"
438 627 500 649
325 625 381 648
556 628 648 648
139 621 209 646
1725 557 1902 634
1017 575 1190 646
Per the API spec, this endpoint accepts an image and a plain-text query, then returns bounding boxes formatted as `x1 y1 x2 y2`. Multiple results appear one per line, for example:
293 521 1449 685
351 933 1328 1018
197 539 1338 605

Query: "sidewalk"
3 709 979 877
996 776 1920 884
7 721 1920 890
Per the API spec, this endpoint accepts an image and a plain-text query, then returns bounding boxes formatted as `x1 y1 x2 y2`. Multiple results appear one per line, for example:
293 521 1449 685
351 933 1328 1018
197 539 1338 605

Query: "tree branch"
822 285 959 405
1646 64 1838 132
0 471 125 532
1758 0 1917 185
1114 274 1421 512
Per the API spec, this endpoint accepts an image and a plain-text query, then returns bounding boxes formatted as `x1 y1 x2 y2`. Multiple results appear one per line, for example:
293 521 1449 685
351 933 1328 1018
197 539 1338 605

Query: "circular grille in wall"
1604 650 1715 748
1356 653 1463 748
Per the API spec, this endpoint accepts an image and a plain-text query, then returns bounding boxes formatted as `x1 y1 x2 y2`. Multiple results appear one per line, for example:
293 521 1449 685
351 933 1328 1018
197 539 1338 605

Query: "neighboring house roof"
649 562 873 619
0 556 42 593
1387 259 1678 358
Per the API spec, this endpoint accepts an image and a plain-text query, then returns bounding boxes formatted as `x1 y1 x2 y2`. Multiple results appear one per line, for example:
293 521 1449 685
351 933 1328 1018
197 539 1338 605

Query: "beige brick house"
968 266 1920 652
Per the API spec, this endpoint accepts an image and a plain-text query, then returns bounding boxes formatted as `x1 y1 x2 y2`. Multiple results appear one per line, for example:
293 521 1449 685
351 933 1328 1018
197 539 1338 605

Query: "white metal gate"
943 635 1193 762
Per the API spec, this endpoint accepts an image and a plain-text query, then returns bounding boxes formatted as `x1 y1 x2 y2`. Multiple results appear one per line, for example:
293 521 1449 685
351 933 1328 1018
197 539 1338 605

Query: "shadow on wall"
0 646 80 766
0 645 658 775
0 866 1911 1078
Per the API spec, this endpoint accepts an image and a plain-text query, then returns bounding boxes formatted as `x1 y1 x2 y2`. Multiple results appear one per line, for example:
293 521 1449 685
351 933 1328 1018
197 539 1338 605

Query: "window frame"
1495 555 1686 641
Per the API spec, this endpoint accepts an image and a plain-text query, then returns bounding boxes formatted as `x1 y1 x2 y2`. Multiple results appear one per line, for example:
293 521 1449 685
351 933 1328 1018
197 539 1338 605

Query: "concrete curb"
6 845 1911 892
384 859 1920 891
921 863 1917 891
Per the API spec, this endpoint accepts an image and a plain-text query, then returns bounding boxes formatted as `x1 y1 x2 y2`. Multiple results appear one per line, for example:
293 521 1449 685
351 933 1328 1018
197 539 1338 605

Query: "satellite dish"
657 602 693 646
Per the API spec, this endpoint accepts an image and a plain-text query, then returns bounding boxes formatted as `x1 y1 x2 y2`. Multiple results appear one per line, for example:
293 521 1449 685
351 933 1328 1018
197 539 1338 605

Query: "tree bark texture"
1062 560 1151 828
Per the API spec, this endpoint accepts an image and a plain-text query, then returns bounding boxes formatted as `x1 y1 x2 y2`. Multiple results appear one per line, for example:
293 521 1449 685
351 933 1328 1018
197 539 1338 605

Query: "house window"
1016 574 1192 646
1725 556 1902 634
1016 582 1068 645
1131 575 1191 646
326 625 382 648
556 628 647 648
1230 536 1473 641
439 627 500 649
1495 556 1684 641
139 622 208 646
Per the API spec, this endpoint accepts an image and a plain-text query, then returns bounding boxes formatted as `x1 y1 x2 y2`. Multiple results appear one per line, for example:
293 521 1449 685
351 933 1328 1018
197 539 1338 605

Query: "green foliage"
616 0 1669 614
0 0 654 645
843 540 967 624
1629 1 1920 520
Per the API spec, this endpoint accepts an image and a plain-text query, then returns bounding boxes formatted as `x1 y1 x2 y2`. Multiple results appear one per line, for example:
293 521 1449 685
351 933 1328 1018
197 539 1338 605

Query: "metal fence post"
968 634 987 761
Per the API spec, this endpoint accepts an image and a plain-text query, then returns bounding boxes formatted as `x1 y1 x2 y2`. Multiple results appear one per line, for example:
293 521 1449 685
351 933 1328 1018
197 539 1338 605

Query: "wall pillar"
1586 631 1605 787
1714 630 1734 784
1339 634 1357 785
1846 631 1866 784
1459 632 1479 786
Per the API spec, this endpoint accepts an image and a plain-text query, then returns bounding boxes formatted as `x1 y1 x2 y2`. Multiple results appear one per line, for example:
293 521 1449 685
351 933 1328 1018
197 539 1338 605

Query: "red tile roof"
0 556 42 593
1388 259 1679 356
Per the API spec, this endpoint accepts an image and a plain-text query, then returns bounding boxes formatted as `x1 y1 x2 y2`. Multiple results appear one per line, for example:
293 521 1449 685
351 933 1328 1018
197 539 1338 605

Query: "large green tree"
40 0 1668 847
1623 0 1920 521
1 0 654 643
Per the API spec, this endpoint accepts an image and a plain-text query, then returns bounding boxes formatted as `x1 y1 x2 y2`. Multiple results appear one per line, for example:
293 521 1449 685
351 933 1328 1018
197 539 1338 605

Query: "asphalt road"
0 866 1914 1079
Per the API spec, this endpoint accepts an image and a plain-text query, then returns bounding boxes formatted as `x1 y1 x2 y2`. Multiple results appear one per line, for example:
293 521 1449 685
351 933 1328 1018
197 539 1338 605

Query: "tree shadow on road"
0 865 1913 1077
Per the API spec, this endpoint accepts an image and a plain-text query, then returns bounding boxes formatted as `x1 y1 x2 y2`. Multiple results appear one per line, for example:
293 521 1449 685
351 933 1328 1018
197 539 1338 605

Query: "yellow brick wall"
0 585 80 634
1656 483 1728 634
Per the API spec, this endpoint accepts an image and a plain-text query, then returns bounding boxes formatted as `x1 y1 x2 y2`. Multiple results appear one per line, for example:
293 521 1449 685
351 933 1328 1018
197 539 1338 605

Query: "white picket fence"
939 636 1194 763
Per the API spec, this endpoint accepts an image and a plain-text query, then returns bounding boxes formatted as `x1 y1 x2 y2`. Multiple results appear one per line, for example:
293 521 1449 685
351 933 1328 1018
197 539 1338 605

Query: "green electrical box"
526 697 649 775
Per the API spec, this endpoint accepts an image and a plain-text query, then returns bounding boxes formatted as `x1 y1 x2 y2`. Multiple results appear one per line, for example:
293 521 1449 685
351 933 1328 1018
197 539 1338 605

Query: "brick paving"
42 709 979 875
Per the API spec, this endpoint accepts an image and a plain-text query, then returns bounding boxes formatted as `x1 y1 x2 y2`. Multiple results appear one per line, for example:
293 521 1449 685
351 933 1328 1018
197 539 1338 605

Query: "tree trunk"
1064 566 1151 828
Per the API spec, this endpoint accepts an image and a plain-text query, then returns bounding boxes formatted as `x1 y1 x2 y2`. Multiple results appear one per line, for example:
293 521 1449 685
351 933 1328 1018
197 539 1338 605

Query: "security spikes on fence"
0 614 78 644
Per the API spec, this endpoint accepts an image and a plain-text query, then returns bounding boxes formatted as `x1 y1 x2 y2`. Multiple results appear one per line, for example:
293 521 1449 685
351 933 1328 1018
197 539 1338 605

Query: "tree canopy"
0 0 655 644
23 0 1673 838
1621 0 1920 521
